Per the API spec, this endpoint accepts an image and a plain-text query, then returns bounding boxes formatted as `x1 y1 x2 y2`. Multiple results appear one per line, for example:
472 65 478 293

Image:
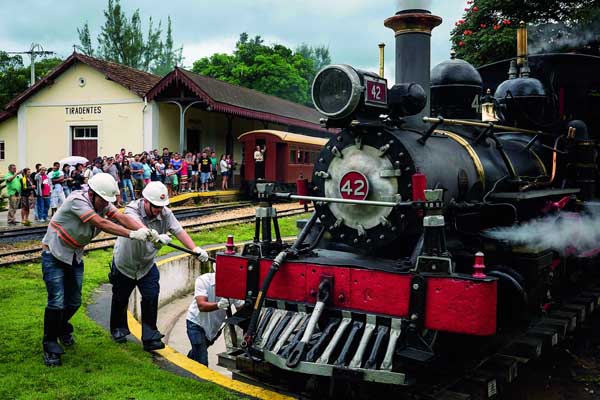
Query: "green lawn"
0 214 310 400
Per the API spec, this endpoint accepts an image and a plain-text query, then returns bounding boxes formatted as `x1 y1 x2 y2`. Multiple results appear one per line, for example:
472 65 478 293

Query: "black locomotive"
214 5 600 398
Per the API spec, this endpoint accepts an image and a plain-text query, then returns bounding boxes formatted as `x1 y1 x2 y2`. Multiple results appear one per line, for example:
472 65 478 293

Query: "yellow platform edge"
126 245 296 400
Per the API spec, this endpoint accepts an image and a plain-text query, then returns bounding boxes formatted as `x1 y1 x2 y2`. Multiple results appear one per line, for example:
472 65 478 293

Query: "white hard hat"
142 181 170 207
88 173 119 202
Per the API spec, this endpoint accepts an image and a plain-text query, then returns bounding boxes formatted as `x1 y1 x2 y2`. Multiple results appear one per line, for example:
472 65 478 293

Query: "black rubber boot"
43 308 65 367
143 330 165 352
141 297 164 351
59 307 78 346
110 281 131 343
111 328 131 343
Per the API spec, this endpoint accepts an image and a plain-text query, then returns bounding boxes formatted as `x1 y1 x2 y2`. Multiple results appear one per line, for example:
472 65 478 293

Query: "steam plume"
396 0 432 12
529 22 600 55
485 211 600 257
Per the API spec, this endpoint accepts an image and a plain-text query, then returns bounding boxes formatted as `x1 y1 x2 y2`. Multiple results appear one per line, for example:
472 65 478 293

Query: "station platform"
0 189 244 229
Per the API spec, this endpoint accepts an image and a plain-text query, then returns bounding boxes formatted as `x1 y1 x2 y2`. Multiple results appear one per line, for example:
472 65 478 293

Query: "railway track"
0 201 254 242
0 207 311 267
221 287 600 400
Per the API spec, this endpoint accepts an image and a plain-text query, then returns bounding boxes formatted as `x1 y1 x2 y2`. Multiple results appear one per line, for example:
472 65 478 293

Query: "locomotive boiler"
214 4 600 397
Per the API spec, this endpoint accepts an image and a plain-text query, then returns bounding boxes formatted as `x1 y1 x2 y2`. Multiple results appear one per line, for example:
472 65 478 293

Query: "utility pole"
7 43 54 87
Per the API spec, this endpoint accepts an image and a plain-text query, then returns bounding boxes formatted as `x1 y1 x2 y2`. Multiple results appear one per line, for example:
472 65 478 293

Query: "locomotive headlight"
312 64 388 121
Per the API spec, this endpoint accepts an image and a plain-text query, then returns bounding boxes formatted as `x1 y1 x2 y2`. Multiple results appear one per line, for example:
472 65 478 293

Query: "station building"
0 52 328 175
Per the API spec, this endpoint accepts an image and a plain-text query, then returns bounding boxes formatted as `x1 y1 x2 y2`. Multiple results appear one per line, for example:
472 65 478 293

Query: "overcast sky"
0 0 465 83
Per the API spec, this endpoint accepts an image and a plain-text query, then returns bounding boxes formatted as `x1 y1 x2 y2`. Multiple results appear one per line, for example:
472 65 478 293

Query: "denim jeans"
41 251 84 311
186 320 209 366
121 178 135 203
37 197 50 220
109 262 160 342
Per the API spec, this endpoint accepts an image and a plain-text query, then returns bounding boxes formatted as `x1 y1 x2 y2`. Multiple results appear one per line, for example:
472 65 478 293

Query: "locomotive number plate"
340 171 369 201
364 76 388 107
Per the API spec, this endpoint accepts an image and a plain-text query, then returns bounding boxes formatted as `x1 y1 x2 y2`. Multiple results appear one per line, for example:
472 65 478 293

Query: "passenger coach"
238 130 328 193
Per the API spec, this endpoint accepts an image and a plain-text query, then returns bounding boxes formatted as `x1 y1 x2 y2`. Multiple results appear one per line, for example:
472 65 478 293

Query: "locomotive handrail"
422 116 552 137
275 193 412 208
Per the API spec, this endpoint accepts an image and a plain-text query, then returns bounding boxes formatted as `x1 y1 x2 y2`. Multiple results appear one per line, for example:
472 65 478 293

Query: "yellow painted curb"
126 313 293 400
170 190 243 204
127 243 298 400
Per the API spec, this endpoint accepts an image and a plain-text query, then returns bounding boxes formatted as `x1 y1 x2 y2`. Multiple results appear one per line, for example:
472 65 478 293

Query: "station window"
72 126 98 139
0 141 4 160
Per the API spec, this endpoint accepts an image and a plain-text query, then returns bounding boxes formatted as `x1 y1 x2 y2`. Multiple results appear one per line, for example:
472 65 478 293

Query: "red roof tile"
3 52 160 114
147 68 326 132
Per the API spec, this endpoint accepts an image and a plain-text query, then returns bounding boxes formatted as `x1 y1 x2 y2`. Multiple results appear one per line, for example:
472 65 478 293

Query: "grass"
0 214 310 400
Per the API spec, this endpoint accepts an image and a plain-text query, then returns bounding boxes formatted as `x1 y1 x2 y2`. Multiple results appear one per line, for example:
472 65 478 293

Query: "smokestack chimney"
384 5 442 127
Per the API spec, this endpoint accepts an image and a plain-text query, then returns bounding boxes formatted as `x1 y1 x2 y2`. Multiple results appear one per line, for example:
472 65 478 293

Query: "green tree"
77 0 183 75
296 43 331 103
450 0 600 67
192 33 330 106
152 17 183 76
0 53 62 109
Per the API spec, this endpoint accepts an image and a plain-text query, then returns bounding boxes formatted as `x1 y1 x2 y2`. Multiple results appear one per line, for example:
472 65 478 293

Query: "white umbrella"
59 156 89 167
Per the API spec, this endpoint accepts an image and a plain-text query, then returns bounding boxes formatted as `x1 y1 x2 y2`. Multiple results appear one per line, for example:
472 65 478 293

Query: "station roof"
238 130 329 146
146 67 327 132
0 52 161 122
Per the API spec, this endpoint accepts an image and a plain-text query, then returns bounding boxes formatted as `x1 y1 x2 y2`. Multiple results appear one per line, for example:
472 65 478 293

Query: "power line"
6 43 55 87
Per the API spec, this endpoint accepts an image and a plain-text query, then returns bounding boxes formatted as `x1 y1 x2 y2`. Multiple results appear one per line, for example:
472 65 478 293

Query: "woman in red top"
35 167 52 222
180 158 188 192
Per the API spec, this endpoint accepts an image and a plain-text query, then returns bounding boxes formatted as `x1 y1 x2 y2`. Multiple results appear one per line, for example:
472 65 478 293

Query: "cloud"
0 0 467 77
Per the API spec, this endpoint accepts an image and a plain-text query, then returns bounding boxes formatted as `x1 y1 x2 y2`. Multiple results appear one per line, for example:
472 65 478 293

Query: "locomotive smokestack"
385 2 442 127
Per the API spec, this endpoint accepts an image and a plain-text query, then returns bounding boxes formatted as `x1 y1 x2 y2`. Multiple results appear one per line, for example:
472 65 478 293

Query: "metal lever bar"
275 193 412 208
165 242 216 263
286 278 332 368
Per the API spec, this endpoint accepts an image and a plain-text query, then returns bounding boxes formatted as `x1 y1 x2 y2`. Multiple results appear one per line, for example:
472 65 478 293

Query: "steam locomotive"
214 5 600 397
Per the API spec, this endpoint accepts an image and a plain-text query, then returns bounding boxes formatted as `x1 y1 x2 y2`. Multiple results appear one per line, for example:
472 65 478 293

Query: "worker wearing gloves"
42 173 153 367
110 181 209 351
186 267 244 366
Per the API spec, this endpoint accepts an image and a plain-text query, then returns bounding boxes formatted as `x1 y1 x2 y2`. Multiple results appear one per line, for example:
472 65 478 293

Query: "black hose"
242 212 319 349
487 270 528 306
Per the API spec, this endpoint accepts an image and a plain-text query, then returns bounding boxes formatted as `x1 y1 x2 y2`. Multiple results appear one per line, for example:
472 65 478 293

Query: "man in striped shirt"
41 173 155 367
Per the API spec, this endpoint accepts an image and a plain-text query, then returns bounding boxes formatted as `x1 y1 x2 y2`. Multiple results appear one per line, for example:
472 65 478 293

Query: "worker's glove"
129 227 152 241
147 229 160 242
152 233 172 249
193 246 209 262
217 297 231 310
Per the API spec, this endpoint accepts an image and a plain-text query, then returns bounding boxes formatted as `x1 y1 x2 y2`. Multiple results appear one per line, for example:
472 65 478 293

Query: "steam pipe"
275 192 412 208
422 116 551 137
378 43 386 78
517 21 528 66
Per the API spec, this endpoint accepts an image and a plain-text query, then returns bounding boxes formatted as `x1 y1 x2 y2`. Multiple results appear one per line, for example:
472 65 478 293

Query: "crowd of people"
3 146 237 225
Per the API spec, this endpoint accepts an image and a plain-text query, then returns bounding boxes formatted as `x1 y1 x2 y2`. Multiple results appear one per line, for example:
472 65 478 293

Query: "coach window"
290 148 297 164
0 140 5 160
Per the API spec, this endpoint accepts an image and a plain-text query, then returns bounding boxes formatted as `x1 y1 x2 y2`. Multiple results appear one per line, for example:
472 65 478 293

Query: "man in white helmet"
110 181 209 351
41 173 154 367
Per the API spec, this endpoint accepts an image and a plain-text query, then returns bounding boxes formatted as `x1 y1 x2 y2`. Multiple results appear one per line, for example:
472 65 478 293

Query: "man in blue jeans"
41 173 153 366
186 268 244 366
110 181 209 351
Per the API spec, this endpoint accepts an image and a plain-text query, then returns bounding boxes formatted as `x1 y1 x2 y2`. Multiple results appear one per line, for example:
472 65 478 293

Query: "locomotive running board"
263 350 414 386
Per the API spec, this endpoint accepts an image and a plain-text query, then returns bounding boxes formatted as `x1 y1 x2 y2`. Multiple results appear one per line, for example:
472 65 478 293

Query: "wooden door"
71 126 98 160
